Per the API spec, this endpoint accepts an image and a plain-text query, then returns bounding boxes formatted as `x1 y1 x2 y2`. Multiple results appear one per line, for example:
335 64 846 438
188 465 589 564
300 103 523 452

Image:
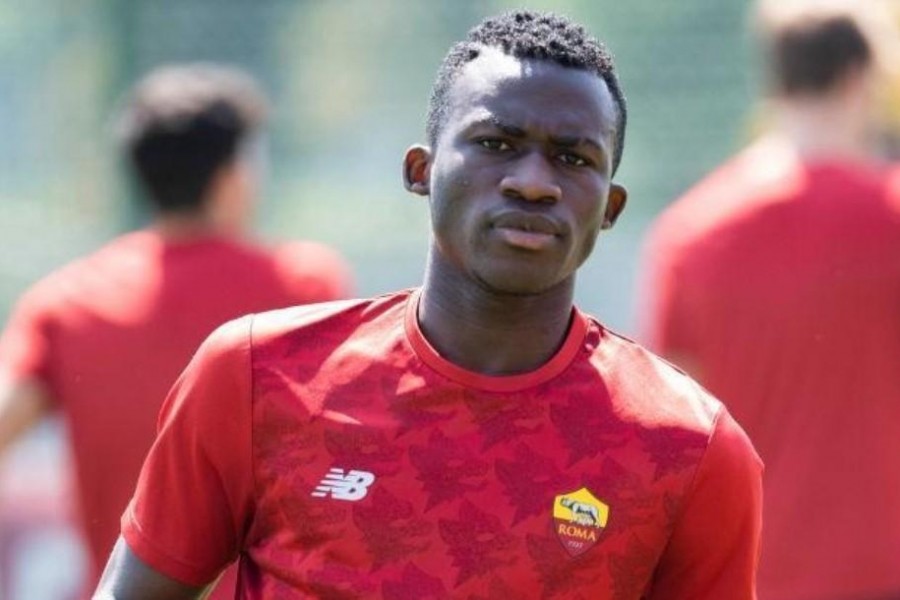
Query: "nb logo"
311 468 375 501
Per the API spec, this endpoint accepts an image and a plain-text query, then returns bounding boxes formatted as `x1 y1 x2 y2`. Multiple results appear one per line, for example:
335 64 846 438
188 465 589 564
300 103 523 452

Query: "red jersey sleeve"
0 286 55 390
121 315 255 587
648 408 763 599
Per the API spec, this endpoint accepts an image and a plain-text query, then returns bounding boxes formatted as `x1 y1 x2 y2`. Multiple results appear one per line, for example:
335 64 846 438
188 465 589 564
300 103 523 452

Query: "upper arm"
647 410 763 600
93 537 206 600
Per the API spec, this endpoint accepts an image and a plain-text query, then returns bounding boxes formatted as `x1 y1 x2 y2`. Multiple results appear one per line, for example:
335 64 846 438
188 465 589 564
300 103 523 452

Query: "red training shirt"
639 137 900 599
124 288 762 599
0 229 352 598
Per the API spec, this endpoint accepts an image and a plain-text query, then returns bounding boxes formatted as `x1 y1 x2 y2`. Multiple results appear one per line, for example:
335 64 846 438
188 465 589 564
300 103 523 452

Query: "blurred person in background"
95 10 761 599
0 63 353 599
638 1 900 598
871 1 900 160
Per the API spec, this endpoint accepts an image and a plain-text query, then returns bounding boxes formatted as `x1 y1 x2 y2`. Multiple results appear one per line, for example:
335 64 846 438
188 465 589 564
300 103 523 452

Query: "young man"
96 12 762 599
0 64 352 598
639 2 900 599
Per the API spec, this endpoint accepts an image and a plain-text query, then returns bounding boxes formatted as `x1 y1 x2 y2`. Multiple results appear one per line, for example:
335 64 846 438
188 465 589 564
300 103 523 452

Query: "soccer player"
638 2 900 598
0 64 352 598
95 11 762 599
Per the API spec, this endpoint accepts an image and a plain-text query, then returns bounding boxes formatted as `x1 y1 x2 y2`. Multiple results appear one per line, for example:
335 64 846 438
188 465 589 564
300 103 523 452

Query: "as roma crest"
552 487 609 557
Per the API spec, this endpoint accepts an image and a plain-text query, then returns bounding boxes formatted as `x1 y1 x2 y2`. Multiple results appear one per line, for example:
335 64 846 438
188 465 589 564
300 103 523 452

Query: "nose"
500 152 562 203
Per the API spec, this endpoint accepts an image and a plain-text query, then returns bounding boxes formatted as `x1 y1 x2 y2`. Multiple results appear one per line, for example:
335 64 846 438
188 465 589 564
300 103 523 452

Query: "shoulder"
255 239 354 302
177 290 411 398
586 317 763 477
271 240 349 272
8 232 145 318
587 318 725 437
271 240 350 278
646 137 798 258
245 289 411 351
167 236 353 303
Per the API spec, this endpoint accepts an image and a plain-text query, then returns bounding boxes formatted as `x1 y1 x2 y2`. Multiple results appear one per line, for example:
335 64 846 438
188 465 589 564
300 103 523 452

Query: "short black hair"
426 10 627 175
757 6 872 97
116 64 268 214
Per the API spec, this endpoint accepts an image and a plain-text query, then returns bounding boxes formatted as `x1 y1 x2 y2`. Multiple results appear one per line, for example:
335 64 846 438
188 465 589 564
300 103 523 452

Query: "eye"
557 152 591 167
476 138 512 152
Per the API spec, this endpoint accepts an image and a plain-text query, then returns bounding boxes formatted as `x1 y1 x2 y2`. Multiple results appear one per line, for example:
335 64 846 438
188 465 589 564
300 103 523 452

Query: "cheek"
568 183 607 252
434 151 473 196
569 221 603 270
429 155 479 229
570 181 607 224
431 193 477 247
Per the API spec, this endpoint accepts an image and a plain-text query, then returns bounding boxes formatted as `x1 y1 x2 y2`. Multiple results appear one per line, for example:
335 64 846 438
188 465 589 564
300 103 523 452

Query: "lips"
489 212 564 251
490 212 563 236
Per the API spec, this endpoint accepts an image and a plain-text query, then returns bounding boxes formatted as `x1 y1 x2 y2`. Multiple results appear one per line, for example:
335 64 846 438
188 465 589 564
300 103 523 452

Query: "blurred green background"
0 0 757 337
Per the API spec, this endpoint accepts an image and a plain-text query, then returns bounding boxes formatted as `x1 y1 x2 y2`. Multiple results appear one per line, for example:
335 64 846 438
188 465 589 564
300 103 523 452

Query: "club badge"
552 487 609 557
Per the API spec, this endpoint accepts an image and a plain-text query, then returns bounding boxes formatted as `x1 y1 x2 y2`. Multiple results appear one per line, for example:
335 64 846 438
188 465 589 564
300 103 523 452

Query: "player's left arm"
646 409 764 599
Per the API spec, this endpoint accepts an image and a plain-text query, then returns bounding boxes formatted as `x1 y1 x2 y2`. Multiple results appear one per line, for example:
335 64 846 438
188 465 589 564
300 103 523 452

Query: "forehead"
444 47 617 142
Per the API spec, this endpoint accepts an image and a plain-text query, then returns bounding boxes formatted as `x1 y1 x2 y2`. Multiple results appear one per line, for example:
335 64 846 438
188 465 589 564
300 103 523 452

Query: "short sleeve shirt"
124 289 762 599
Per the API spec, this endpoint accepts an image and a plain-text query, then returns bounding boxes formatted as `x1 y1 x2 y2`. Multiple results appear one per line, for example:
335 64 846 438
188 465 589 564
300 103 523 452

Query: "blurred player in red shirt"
0 64 353 599
639 2 900 598
94 11 762 599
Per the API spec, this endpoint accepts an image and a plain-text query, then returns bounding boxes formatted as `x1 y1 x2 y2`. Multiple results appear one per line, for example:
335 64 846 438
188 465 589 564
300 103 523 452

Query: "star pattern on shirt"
636 425 709 481
305 562 380 599
550 393 630 466
439 500 518 586
381 563 447 600
390 388 458 439
467 576 527 599
583 458 656 535
353 487 433 571
608 535 658 600
525 533 598 599
495 443 575 525
323 427 404 474
463 392 544 450
410 429 490 511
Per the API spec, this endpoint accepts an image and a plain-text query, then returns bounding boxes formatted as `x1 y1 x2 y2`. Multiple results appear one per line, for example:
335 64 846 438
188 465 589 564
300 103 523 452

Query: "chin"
475 267 565 297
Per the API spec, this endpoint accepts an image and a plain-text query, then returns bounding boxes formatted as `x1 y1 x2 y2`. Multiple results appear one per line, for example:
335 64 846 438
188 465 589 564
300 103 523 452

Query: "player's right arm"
95 316 256 597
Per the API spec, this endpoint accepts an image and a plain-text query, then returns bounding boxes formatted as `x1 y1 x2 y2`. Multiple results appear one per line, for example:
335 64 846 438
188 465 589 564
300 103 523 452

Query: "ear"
403 145 432 196
601 183 628 230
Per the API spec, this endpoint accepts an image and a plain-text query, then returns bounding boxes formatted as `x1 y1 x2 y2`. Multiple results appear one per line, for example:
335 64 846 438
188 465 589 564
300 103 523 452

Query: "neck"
417 250 576 375
151 212 235 241
772 93 873 161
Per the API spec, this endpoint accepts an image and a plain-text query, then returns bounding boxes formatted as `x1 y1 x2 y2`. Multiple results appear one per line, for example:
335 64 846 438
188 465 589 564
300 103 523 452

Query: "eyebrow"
476 115 607 155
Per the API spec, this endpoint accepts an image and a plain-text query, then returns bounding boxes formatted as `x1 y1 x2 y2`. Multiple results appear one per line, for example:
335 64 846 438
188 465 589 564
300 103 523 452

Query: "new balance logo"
311 468 375 501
